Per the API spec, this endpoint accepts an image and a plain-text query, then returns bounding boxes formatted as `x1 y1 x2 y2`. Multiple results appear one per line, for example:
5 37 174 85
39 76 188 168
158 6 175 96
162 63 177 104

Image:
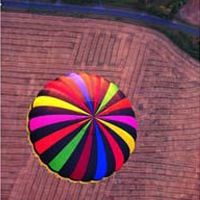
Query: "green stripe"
96 82 119 114
49 121 91 172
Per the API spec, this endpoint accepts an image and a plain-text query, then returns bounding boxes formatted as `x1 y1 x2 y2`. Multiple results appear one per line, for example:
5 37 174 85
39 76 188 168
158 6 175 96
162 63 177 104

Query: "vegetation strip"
2 1 199 36
2 1 199 60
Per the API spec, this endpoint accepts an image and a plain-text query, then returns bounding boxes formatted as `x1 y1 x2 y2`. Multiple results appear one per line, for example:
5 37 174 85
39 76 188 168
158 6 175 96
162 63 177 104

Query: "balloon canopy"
26 73 138 183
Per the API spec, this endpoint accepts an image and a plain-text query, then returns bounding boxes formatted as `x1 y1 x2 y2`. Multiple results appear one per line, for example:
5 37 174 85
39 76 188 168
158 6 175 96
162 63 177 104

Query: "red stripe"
93 75 101 113
70 123 93 180
97 121 124 171
45 81 90 113
99 78 110 105
59 76 84 100
35 119 88 154
98 98 132 116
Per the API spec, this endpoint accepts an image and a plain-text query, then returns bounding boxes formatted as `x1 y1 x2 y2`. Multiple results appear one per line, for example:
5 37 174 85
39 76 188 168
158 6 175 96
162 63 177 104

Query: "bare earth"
1 11 200 200
179 0 200 26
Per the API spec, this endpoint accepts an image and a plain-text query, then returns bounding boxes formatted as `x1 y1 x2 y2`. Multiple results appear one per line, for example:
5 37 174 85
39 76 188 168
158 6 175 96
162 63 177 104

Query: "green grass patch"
61 0 93 5
149 24 199 60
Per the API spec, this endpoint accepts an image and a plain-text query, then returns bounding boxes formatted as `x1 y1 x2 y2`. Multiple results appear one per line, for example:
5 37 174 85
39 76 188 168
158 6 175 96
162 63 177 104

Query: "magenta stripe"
99 115 138 130
29 114 88 131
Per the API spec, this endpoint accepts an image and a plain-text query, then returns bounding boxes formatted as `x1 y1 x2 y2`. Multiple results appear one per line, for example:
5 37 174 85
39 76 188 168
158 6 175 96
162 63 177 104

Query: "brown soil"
179 0 200 26
1 11 200 200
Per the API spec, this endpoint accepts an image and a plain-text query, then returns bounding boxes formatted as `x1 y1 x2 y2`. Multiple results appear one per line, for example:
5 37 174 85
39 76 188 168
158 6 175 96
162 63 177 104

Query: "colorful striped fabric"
27 73 138 182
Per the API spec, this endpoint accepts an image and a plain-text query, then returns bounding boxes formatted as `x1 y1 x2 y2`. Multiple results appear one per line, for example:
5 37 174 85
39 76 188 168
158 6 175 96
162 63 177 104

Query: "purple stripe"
68 73 88 96
68 73 93 112
29 114 88 131
99 115 138 130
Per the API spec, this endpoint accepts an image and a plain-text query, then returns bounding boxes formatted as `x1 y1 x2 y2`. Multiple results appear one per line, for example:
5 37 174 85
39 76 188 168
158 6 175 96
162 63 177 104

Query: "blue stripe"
94 121 107 180
67 73 93 113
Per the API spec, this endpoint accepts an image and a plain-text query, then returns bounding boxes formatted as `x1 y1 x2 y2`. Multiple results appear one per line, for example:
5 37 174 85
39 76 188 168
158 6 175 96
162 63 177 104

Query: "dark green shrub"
62 0 93 5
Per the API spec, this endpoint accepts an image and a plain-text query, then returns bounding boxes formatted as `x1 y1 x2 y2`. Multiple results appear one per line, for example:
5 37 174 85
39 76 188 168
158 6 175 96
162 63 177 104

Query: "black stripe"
95 79 110 113
82 121 97 181
101 90 126 112
39 126 83 164
103 125 130 162
37 89 73 104
103 120 137 141
29 106 86 118
98 124 116 177
102 108 135 117
58 126 90 178
30 118 84 143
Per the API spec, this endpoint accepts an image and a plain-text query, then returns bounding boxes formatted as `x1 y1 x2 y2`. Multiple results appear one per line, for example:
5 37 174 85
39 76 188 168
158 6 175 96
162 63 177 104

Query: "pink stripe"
99 115 138 130
29 114 88 131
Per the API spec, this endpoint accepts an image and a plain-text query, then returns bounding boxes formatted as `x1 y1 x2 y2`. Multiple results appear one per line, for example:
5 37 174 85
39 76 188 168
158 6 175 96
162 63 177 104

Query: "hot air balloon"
26 72 138 183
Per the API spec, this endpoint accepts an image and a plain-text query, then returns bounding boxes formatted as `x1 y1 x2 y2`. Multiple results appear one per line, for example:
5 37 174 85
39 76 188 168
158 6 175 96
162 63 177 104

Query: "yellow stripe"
97 119 135 153
33 96 89 115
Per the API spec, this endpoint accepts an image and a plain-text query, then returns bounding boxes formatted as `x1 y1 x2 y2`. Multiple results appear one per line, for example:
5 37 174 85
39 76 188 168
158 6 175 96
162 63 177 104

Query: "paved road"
2 1 200 36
